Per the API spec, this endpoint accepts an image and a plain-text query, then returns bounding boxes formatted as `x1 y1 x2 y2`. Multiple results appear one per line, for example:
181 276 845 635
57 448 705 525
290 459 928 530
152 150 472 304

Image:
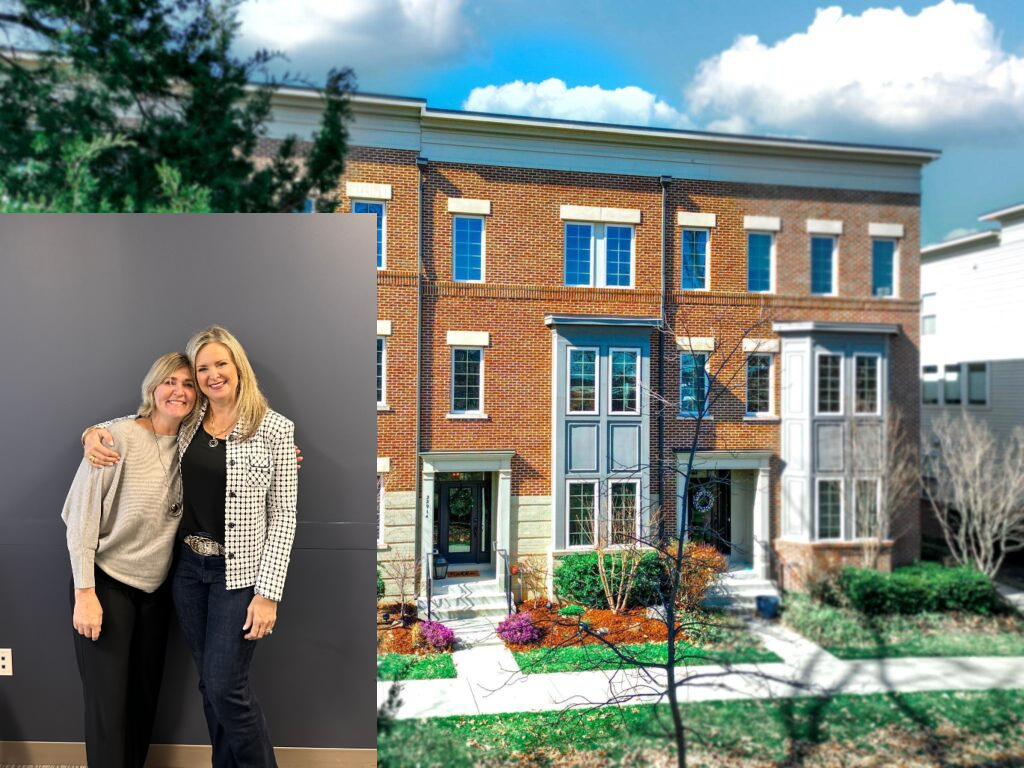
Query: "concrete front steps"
417 578 514 622
704 569 779 612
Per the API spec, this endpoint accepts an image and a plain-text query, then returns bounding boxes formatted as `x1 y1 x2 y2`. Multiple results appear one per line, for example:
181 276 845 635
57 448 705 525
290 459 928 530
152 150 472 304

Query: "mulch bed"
505 601 674 652
376 602 428 655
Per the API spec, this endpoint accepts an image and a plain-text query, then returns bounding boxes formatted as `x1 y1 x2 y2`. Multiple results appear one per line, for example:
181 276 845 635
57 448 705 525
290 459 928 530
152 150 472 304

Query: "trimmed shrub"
377 569 386 601
837 563 1000 616
553 552 666 609
558 604 586 618
412 620 455 651
497 612 542 645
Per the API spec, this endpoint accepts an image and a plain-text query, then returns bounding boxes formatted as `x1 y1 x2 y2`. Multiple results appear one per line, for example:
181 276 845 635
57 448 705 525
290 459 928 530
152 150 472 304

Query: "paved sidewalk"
377 617 1024 720
997 580 1024 613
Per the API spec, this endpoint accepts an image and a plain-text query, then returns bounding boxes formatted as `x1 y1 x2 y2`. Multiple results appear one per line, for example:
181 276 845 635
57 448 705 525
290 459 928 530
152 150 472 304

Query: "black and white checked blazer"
99 405 298 601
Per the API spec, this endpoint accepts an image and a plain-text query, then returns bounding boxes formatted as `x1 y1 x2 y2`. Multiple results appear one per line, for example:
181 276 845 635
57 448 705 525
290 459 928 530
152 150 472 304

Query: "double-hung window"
816 478 843 539
682 229 709 290
745 354 772 416
747 232 773 293
921 292 936 335
871 239 897 297
567 481 597 547
376 337 386 406
680 353 709 417
854 478 880 539
568 348 599 413
354 200 386 269
609 348 640 414
854 355 880 414
451 348 483 414
609 480 640 545
453 216 484 282
810 235 836 295
816 354 843 414
564 223 634 288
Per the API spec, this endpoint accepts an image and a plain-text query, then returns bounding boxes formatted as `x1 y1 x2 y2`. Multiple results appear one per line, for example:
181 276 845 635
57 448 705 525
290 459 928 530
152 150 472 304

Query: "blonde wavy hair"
184 325 268 443
138 352 196 422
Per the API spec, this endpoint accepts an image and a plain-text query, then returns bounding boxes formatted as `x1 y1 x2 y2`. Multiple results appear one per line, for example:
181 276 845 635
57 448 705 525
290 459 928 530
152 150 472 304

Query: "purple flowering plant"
496 611 541 645
415 620 455 651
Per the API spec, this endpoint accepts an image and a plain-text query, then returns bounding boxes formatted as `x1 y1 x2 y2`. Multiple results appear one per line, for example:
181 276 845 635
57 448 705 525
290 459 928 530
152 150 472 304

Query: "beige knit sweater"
62 419 182 592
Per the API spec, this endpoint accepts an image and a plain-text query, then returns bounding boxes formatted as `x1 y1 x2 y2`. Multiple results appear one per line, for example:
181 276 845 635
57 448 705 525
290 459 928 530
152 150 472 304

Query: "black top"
179 426 227 546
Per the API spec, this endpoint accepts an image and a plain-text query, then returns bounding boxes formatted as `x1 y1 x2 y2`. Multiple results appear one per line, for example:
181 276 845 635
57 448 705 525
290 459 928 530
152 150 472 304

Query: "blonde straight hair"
184 325 268 443
138 352 195 420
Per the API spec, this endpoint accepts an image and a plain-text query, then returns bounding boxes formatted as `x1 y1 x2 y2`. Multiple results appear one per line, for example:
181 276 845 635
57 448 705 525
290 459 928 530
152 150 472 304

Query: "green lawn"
514 640 780 674
377 688 1024 767
376 653 457 681
784 593 1024 659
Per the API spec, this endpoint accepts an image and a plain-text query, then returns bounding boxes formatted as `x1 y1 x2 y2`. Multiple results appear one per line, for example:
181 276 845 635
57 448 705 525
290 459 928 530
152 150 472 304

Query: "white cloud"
686 1 1024 142
464 78 691 128
237 0 477 75
943 226 981 241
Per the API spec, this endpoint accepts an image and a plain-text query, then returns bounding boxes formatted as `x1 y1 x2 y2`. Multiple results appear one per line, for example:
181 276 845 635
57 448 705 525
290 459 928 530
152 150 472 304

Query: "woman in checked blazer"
86 325 297 768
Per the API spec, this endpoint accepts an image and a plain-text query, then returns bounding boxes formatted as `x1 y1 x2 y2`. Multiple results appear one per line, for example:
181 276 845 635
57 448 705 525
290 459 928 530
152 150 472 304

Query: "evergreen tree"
0 0 352 212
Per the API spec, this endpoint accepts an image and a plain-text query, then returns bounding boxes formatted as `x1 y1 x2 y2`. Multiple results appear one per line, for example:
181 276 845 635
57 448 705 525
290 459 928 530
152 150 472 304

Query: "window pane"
682 229 708 290
817 354 841 413
747 233 772 292
605 226 632 287
354 201 384 267
968 363 987 405
377 337 384 404
746 354 771 415
680 353 708 416
872 239 895 297
855 356 879 413
377 474 384 541
855 479 878 538
610 482 637 545
921 315 936 335
922 365 939 405
453 217 483 281
568 483 595 547
810 236 834 294
818 480 841 539
569 349 597 412
452 348 482 411
610 349 639 413
944 364 961 405
565 223 593 286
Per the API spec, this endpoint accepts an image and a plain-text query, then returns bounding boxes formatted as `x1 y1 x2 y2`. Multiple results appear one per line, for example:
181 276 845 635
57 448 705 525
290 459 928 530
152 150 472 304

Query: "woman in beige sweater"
62 352 197 768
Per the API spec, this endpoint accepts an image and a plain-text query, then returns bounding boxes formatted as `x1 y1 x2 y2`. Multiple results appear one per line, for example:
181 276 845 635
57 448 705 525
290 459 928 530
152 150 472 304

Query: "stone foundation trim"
0 742 375 767
868 222 905 238
559 204 642 224
677 211 717 228
377 457 391 473
377 320 392 336
447 197 492 215
446 330 490 346
345 180 392 200
806 218 844 235
743 215 781 231
742 338 780 353
676 336 715 352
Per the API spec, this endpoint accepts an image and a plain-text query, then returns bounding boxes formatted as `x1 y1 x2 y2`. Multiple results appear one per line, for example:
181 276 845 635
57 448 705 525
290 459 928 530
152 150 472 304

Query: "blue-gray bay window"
354 200 385 269
682 229 709 290
816 479 843 539
567 481 597 547
610 348 640 413
610 480 640 545
568 348 598 413
871 239 896 297
453 216 484 282
810 235 836 295
747 233 772 292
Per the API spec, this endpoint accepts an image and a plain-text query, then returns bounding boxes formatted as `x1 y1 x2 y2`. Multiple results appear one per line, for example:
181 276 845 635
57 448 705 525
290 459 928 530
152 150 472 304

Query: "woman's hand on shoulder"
73 588 103 641
294 445 302 469
83 428 119 466
243 593 278 640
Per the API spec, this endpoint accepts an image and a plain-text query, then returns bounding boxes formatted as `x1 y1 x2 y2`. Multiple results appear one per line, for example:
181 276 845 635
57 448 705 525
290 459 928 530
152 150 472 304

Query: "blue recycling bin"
756 595 780 619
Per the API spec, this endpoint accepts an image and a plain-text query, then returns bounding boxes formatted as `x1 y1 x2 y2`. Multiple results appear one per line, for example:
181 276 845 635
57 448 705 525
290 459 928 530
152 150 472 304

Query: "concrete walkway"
377 617 1024 720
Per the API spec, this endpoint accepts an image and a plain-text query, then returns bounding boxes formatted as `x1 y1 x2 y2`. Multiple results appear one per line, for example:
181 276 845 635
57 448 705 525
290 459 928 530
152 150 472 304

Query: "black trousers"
70 566 171 768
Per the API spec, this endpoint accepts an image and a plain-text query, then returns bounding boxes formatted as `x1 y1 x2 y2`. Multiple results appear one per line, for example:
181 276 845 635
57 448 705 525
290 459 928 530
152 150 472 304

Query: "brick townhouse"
267 90 938 603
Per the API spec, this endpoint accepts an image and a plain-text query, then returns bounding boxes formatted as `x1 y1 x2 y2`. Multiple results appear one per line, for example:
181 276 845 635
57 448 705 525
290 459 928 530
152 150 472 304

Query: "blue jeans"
172 541 278 768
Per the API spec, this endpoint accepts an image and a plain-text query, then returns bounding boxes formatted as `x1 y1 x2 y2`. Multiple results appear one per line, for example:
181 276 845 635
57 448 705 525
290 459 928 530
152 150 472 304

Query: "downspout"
415 156 428 587
658 175 672 542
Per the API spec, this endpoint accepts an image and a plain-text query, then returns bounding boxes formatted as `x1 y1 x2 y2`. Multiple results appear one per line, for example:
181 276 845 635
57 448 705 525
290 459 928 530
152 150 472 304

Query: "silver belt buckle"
184 535 225 557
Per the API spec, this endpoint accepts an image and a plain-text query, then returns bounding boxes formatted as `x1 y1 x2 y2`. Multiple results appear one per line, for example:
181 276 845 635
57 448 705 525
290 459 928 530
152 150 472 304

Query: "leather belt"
184 534 226 557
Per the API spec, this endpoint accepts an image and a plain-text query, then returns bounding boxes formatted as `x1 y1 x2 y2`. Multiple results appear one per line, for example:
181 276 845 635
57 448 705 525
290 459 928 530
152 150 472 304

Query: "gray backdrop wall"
0 214 375 749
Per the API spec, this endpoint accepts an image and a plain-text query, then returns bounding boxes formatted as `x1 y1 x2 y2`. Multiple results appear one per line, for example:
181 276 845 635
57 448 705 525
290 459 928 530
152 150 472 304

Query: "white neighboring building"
920 202 1024 443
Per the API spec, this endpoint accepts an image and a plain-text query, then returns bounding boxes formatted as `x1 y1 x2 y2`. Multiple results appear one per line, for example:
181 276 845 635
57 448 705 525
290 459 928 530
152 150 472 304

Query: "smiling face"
152 366 197 422
194 342 239 406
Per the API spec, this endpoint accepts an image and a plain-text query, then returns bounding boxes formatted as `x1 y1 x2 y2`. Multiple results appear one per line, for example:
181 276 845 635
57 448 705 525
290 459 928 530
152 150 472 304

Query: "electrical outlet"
0 648 11 676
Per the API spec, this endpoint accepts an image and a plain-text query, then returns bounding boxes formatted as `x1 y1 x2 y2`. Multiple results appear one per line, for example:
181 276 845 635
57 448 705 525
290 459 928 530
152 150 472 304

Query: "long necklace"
207 411 237 448
147 419 182 517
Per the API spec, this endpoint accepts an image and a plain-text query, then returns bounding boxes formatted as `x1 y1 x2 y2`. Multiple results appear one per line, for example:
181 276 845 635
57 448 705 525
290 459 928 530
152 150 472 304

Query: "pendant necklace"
208 413 236 448
148 419 182 518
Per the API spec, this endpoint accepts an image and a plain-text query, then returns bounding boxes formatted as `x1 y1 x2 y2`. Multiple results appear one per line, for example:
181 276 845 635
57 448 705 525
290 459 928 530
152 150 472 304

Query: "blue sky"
236 0 1024 245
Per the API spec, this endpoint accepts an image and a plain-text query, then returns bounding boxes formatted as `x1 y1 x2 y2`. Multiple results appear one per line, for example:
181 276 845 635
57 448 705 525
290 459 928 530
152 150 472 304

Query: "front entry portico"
675 450 772 579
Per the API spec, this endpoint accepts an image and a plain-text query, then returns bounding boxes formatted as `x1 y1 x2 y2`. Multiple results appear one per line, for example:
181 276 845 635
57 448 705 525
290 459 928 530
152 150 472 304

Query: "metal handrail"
425 550 434 622
494 545 515 616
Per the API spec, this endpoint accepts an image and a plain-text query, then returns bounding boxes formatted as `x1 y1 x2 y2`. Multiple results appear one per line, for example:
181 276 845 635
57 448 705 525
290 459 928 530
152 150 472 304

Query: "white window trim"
872 238 899 299
607 478 641 547
853 353 882 416
852 477 881 541
679 351 710 419
563 222 636 289
815 351 844 416
377 336 387 409
815 477 845 541
376 473 386 546
452 215 486 283
810 234 838 296
746 231 776 294
608 346 641 415
353 199 387 271
449 346 484 416
566 479 600 550
681 228 711 291
965 361 990 408
567 346 600 415
744 352 775 418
